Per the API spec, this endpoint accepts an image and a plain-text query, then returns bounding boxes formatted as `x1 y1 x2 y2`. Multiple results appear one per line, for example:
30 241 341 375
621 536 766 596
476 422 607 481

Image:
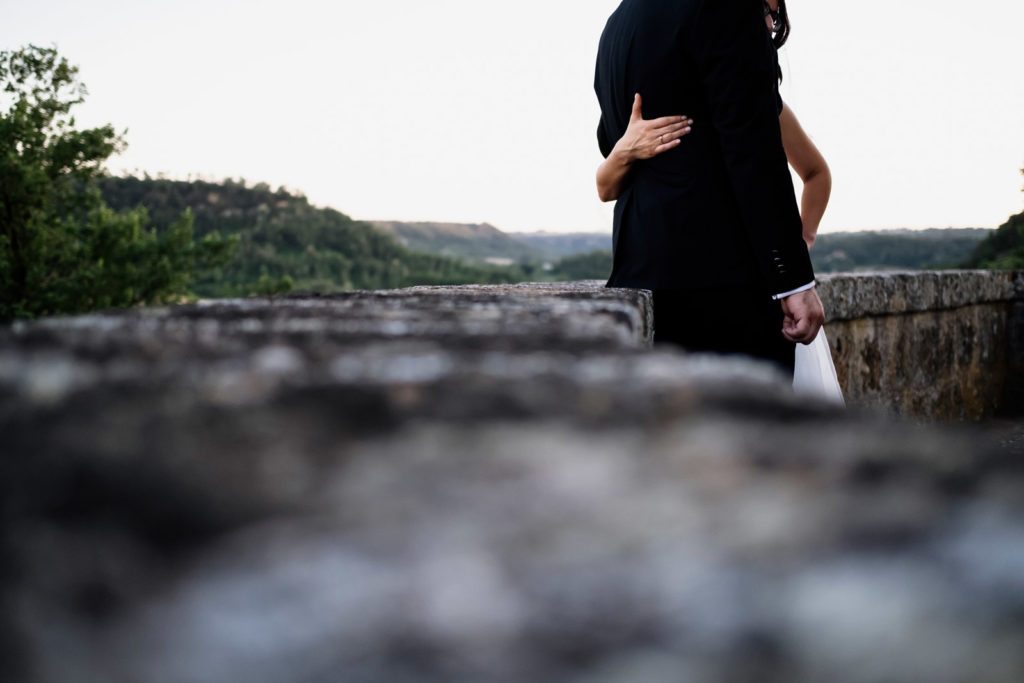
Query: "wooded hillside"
960 211 1024 270
98 177 526 297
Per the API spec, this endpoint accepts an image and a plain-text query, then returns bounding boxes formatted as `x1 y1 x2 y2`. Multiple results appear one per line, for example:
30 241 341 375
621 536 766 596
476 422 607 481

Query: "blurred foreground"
1 281 1023 683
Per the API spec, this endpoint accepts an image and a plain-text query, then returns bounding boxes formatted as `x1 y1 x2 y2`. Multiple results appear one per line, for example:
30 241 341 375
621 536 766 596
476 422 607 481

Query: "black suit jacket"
595 0 815 295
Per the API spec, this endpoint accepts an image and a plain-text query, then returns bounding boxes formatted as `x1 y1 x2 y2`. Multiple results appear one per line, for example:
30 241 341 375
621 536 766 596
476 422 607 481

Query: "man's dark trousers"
653 287 795 373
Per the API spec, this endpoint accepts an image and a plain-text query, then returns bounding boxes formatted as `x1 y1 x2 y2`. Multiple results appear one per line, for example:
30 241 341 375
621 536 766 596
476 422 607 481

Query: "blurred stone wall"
817 271 1024 420
2 278 1023 683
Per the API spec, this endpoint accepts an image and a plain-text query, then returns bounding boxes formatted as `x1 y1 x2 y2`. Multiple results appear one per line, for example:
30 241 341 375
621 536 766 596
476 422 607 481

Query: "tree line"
96 176 528 298
0 45 526 322
0 46 233 322
960 168 1024 270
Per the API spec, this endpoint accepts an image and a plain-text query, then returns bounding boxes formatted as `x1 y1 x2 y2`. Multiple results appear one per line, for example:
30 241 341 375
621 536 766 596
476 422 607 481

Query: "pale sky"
3 0 1023 234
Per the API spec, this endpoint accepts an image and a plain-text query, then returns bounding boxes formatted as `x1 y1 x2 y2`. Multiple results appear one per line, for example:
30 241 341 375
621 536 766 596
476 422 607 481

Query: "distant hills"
373 221 995 276
370 221 546 264
95 178 611 295
98 177 527 296
508 232 613 259
368 222 614 264
811 228 991 272
96 175 1014 298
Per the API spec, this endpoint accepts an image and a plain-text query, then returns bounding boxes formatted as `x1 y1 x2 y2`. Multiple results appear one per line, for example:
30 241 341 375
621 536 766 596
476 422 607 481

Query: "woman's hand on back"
617 94 692 161
596 94 692 202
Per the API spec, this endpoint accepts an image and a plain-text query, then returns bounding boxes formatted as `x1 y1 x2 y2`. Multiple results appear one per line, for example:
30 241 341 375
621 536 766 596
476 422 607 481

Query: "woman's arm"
779 102 831 249
597 94 692 202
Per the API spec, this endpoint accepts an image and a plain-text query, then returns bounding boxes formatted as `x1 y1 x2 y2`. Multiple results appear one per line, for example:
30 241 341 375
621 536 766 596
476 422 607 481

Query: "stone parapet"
817 270 1020 322
816 270 1023 419
11 281 651 355
1 277 1023 682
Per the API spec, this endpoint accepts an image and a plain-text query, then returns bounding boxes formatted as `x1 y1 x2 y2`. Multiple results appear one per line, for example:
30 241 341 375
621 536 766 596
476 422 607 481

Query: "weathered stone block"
818 271 1023 419
818 271 1019 322
826 304 1011 420
2 276 1023 683
2 389 1022 683
5 283 652 360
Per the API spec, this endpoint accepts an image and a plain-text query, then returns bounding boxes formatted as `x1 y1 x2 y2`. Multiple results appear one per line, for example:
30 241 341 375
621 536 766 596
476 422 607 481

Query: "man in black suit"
595 0 824 371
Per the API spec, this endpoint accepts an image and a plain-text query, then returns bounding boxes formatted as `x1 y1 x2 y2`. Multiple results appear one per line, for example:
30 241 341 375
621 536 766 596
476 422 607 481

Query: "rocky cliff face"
1 280 1022 683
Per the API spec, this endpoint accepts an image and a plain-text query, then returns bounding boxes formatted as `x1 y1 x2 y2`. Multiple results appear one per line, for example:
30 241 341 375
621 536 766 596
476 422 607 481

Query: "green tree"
96 175 526 295
960 165 1024 270
0 45 233 322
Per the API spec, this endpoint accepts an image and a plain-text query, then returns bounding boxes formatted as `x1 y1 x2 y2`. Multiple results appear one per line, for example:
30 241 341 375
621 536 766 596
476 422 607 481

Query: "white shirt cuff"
771 281 816 301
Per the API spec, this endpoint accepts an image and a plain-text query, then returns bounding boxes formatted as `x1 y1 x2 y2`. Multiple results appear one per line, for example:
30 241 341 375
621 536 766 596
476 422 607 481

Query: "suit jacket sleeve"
691 0 815 295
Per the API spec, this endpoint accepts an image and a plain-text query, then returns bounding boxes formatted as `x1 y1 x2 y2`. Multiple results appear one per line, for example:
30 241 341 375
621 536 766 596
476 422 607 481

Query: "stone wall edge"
819 270 1023 322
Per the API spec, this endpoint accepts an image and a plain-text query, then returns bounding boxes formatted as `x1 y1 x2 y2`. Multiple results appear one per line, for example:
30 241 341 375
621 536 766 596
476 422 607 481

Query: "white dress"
793 328 845 405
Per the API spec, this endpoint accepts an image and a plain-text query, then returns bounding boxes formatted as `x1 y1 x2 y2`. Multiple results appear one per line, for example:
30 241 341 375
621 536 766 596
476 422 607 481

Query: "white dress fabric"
793 328 845 406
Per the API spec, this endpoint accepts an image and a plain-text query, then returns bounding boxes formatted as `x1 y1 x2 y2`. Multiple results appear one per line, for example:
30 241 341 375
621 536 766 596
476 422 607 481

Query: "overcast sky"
3 0 1023 234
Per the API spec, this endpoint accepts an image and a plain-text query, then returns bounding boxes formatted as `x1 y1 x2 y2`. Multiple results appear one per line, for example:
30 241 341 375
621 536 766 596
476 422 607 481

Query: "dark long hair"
773 0 791 49
773 0 791 83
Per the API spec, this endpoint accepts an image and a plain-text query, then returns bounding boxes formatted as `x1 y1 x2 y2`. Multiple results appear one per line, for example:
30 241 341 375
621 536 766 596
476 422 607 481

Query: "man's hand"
780 287 825 344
